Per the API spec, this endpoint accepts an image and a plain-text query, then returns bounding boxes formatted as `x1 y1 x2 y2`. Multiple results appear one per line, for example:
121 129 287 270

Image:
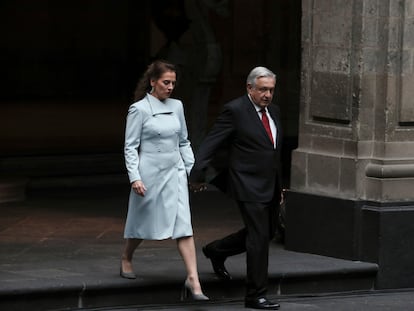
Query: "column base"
285 190 414 289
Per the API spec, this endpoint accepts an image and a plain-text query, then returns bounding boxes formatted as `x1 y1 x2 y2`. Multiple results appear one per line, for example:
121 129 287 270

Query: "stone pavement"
0 185 378 310
66 289 414 311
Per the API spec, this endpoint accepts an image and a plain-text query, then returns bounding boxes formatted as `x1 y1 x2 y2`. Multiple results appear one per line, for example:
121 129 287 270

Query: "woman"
120 60 208 301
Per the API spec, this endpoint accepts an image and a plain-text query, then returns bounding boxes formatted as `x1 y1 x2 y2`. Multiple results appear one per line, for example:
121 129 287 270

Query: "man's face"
247 77 276 108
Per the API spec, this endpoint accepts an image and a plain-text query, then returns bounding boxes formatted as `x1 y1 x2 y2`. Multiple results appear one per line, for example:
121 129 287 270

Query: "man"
190 66 282 310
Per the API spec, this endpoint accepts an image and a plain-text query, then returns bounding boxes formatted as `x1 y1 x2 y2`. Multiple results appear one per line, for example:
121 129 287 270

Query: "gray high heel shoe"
180 279 209 301
120 267 136 279
120 261 137 279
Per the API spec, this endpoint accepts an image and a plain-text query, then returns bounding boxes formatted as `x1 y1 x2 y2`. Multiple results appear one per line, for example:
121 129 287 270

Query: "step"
0 244 378 311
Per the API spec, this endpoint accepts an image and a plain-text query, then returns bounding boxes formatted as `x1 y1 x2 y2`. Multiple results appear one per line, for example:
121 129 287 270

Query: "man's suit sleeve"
190 105 234 183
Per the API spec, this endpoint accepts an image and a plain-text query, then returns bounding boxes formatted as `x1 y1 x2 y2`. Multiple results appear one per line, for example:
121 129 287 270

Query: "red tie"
260 108 274 145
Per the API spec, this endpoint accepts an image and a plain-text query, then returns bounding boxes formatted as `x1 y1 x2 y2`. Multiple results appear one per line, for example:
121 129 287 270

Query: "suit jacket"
190 94 282 202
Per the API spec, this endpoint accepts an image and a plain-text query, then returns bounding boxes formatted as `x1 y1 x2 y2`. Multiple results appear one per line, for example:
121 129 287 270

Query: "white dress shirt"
248 95 277 148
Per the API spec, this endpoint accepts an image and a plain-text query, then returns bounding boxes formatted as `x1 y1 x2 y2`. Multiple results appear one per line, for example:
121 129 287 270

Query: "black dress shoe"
245 297 280 310
202 246 232 280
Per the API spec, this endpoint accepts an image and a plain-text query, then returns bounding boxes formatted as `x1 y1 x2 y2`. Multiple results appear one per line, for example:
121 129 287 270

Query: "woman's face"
150 70 176 101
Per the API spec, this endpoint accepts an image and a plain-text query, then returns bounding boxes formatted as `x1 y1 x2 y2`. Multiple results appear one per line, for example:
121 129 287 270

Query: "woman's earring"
150 86 154 94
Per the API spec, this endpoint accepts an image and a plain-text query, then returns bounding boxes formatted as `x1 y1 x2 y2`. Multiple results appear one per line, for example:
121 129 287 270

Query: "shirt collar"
248 94 267 113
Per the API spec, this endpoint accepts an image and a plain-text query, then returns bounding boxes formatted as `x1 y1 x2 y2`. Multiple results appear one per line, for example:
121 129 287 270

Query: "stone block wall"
291 0 414 203
287 0 414 289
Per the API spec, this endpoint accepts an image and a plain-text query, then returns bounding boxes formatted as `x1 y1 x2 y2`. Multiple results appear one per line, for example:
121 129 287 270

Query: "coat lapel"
268 104 281 147
146 94 174 115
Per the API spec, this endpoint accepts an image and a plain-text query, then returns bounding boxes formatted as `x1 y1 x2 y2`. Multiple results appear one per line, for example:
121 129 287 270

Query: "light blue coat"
123 94 195 240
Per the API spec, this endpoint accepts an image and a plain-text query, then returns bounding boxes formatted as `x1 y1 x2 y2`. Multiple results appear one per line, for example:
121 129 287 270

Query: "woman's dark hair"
133 60 177 101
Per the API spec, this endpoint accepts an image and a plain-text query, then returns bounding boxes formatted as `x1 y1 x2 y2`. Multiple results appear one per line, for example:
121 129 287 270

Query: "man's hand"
280 188 287 204
190 182 208 193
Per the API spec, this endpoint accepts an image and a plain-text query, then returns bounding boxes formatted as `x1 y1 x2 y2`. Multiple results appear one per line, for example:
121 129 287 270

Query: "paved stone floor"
85 289 414 311
0 186 379 311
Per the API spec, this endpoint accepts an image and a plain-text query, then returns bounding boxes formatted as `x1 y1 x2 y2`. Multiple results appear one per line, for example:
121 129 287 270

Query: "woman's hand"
132 180 147 196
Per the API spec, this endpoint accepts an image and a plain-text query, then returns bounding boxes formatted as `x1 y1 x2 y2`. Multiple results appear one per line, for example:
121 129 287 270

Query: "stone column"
286 0 414 288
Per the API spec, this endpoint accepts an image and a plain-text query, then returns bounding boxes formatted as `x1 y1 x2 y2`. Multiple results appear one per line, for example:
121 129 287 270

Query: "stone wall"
291 0 414 203
287 0 414 289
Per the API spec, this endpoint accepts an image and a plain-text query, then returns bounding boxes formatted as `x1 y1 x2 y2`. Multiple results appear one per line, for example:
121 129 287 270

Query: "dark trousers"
205 199 278 299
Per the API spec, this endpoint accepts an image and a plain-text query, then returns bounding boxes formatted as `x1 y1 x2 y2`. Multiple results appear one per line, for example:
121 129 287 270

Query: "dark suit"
190 94 282 299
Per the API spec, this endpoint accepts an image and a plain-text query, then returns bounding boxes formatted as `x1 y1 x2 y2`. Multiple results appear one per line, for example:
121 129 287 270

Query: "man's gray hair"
246 66 276 87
